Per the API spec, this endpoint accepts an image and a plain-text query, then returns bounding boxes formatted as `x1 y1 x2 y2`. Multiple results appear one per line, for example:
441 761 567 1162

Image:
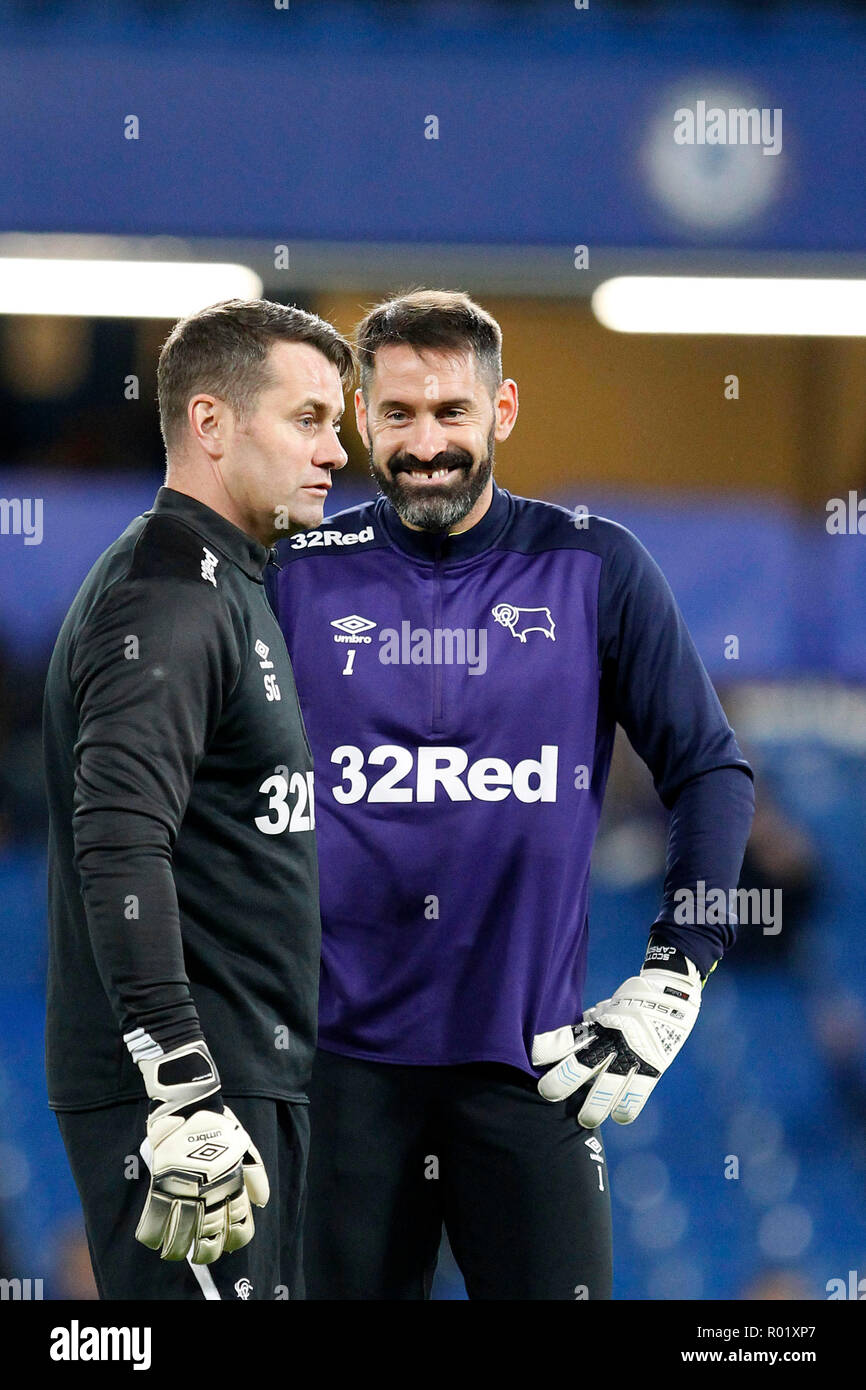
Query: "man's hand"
132 1039 269 1264
531 943 703 1127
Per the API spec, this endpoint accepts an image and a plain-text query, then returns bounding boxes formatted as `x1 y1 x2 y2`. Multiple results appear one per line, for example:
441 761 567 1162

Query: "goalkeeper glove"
134 1039 269 1264
531 939 704 1127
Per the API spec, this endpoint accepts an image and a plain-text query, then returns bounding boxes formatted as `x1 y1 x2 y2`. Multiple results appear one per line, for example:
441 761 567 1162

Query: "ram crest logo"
491 604 556 643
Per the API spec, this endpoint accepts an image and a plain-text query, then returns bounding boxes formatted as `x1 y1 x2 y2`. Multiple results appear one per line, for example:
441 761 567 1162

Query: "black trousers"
56 1095 309 1300
305 1050 613 1301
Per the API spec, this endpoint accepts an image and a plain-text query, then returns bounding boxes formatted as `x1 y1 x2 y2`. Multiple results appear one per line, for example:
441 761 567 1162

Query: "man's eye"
441 409 464 419
297 416 315 429
333 421 342 434
385 412 407 423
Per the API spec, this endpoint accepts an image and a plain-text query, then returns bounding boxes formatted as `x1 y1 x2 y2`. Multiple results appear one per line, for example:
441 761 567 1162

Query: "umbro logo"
331 615 376 635
331 615 377 645
255 638 281 701
186 1143 228 1161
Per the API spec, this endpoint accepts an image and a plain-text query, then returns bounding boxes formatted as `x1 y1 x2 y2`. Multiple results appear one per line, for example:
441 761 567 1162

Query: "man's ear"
354 387 370 449
188 394 227 460
493 378 519 442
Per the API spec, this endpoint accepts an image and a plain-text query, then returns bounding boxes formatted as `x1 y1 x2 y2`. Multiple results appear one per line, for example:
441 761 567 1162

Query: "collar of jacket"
151 486 274 582
379 482 512 563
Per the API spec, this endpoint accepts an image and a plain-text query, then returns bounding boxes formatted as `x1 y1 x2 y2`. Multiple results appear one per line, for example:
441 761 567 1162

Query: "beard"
369 425 495 531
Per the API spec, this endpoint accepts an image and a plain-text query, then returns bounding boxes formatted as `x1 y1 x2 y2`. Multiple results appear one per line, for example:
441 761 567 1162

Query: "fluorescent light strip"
0 259 263 317
592 277 866 336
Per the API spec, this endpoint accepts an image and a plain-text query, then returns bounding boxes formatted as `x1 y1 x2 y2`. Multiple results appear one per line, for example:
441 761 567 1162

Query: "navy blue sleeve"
649 766 755 975
597 523 755 975
598 523 752 808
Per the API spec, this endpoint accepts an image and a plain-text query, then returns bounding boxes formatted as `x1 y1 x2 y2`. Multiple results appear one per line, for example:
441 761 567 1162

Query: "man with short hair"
271 289 755 1300
44 297 352 1299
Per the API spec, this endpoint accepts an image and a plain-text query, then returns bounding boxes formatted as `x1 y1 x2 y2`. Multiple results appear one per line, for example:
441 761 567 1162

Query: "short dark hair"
355 289 503 400
157 297 356 454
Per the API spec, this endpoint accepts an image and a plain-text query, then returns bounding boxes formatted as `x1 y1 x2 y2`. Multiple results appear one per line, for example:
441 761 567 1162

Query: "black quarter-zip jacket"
43 487 320 1110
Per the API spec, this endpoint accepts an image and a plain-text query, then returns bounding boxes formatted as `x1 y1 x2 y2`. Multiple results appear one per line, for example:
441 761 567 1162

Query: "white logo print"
201 547 219 587
255 768 315 834
584 1135 605 1191
645 943 677 964
331 615 377 645
331 744 558 804
491 603 556 643
291 525 374 550
255 639 281 701
234 1278 253 1300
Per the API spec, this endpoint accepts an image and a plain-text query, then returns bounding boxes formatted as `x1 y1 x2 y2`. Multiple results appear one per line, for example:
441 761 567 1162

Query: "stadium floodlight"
591 276 866 336
0 258 263 317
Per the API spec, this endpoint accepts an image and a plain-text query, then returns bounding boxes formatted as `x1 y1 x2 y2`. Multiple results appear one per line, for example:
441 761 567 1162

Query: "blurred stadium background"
1 0 865 1300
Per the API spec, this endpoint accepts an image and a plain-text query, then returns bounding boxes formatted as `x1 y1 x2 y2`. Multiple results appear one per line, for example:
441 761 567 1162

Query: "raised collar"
379 482 513 563
151 486 273 582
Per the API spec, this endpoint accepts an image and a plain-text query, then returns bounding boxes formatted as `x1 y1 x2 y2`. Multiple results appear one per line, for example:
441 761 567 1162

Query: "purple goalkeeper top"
270 486 750 1075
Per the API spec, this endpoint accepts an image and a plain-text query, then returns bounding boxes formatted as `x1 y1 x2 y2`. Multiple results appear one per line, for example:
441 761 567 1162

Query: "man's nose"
405 415 449 463
314 425 348 470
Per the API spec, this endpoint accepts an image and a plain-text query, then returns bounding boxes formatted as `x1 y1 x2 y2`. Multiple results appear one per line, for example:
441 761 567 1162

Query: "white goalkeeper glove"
531 940 704 1127
134 1039 269 1264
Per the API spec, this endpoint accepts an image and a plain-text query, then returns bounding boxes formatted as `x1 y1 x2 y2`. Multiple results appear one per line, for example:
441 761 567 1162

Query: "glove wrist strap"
137 1040 222 1123
642 935 704 986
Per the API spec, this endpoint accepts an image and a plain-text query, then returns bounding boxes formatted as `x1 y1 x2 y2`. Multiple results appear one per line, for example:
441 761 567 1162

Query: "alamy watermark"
331 616 488 675
0 1276 43 1300
826 1270 866 1299
49 1321 151 1370
674 880 782 935
826 491 866 534
674 101 782 157
0 497 43 545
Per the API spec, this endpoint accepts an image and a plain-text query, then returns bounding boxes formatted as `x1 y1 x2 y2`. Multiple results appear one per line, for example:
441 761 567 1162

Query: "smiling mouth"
400 466 461 482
